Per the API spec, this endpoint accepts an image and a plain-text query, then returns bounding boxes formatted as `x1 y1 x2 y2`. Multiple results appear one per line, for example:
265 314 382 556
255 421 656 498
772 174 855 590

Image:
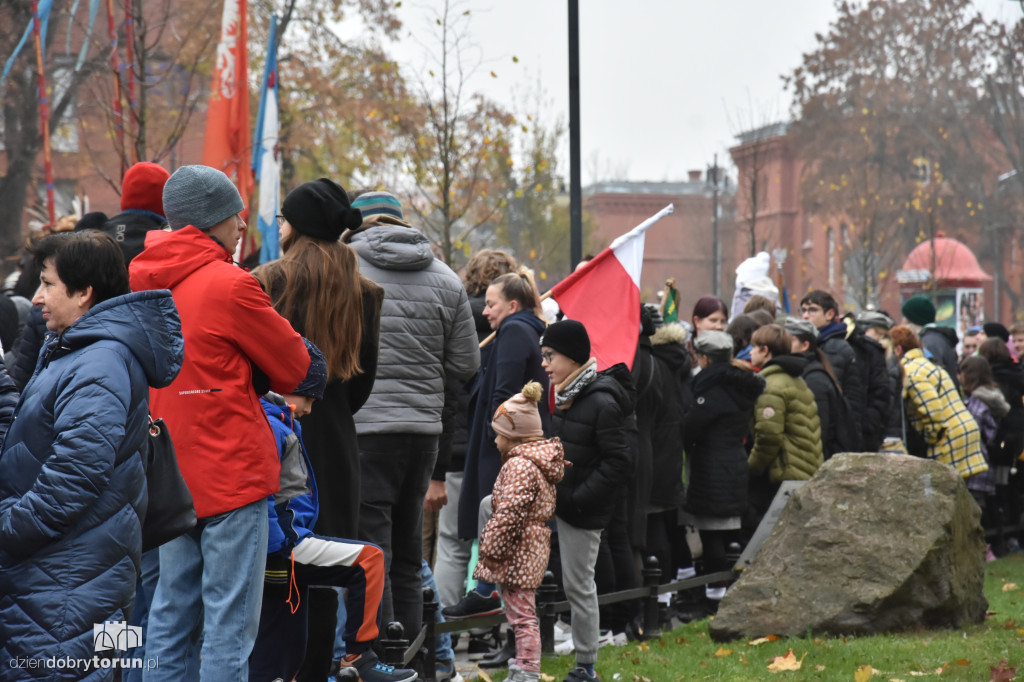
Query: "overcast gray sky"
383 0 1022 184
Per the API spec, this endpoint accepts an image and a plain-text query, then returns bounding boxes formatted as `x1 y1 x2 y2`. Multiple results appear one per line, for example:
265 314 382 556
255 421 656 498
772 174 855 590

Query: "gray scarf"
555 362 598 408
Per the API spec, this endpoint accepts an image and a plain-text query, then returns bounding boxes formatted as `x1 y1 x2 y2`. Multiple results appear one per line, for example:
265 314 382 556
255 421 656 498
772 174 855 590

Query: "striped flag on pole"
253 17 280 264
550 204 674 370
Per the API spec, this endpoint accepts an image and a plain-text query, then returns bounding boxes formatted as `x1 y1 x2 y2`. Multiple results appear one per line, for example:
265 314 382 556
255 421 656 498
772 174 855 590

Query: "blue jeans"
420 559 455 664
124 549 160 682
143 500 268 682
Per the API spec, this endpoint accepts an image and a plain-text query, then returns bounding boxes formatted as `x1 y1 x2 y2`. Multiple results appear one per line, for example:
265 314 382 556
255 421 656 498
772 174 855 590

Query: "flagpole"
124 0 138 165
31 0 56 227
104 0 126 177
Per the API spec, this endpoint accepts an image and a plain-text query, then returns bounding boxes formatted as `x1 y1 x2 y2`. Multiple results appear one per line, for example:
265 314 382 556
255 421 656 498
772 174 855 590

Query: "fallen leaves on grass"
748 635 781 646
714 647 733 657
990 659 1016 682
766 649 806 672
540 675 555 682
476 671 494 682
1001 583 1019 592
855 664 876 681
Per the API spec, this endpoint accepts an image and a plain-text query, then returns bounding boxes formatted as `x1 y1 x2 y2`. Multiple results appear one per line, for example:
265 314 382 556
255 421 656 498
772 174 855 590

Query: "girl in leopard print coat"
474 381 566 682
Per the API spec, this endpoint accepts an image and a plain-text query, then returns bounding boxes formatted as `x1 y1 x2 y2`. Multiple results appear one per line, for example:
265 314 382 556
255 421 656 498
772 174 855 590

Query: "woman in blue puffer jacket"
0 231 183 681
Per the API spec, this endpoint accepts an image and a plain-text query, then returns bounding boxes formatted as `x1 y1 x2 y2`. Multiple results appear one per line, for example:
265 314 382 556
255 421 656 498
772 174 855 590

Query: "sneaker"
338 651 418 682
595 630 614 649
434 660 463 682
553 620 572 644
563 666 600 682
441 590 503 620
554 637 576 655
705 585 727 601
508 664 541 682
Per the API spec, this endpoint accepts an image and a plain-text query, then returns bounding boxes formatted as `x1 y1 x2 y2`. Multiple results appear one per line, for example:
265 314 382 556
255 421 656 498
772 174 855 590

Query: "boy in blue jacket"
249 340 417 682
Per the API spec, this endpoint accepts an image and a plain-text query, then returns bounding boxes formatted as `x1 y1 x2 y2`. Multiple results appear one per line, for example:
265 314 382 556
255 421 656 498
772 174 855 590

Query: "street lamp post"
707 154 723 298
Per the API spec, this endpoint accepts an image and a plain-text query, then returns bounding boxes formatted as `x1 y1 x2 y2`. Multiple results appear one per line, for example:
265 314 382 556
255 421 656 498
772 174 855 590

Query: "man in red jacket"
129 165 309 682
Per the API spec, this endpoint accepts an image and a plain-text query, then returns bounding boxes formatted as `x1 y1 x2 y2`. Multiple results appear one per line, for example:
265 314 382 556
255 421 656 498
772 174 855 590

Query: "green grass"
474 553 1024 681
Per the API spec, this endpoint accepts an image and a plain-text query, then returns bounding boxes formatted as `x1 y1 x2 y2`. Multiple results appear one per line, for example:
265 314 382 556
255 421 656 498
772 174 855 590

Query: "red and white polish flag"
550 204 674 370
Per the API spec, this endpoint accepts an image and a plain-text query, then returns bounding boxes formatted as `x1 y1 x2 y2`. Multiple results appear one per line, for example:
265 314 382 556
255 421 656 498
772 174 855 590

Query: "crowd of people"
0 162 1022 682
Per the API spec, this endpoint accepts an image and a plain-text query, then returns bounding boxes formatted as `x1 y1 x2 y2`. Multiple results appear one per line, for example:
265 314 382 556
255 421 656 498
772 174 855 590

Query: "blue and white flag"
3 0 54 84
253 16 280 264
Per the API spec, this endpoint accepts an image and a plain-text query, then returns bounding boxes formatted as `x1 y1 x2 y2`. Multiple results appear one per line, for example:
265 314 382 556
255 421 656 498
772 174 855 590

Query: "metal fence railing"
377 559 738 682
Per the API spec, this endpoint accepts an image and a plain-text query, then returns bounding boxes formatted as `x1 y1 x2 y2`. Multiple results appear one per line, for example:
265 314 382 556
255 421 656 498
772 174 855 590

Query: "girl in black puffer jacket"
683 331 764 600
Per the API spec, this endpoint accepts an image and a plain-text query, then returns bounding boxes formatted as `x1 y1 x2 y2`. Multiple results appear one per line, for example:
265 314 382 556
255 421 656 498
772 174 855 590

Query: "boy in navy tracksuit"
249 340 417 682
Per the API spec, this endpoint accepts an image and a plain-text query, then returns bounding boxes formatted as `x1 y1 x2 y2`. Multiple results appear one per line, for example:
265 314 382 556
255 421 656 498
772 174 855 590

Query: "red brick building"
582 176 737 311
728 123 1019 323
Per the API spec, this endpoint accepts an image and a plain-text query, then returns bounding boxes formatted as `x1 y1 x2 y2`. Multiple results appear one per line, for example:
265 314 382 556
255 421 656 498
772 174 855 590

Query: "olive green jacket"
748 357 824 482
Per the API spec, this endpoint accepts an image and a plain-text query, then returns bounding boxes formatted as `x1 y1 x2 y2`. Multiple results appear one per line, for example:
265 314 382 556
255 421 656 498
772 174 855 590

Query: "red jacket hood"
129 227 232 292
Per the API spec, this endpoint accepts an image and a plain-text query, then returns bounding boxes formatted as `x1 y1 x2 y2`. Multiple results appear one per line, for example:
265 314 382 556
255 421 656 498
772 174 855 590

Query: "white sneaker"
611 632 628 647
596 630 614 649
705 585 727 601
554 637 576 655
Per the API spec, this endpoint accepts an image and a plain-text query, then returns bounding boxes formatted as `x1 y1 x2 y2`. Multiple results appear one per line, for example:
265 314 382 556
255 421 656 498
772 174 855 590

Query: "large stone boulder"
709 453 987 642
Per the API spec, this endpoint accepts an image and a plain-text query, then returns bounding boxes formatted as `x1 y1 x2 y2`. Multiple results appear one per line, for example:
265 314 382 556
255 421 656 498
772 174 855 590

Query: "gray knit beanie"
162 165 245 231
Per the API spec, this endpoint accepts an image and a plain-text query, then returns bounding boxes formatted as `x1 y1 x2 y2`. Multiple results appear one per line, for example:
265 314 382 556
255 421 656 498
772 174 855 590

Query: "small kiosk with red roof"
897 235 992 340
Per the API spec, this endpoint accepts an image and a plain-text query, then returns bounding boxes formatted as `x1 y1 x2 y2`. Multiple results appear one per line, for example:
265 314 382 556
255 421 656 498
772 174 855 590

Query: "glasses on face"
541 351 555 363
276 214 286 227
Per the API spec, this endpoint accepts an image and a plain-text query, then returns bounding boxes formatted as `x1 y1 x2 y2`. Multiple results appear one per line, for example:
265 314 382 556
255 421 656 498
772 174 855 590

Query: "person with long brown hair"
443 268 550 631
252 178 385 680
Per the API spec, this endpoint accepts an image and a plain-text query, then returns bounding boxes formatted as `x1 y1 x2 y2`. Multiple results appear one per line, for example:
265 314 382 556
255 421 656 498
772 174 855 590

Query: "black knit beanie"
984 322 1010 343
281 178 362 242
540 319 591 366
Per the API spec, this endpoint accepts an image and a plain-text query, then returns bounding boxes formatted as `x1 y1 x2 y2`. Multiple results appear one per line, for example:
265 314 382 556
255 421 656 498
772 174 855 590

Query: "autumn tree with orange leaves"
786 0 1018 309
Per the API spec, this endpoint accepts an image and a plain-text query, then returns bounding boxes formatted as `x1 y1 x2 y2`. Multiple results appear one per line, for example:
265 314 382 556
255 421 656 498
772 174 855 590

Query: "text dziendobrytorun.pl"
8 656 158 671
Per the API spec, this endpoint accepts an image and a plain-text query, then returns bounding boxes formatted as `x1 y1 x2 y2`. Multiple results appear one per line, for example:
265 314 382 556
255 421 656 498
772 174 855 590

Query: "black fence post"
537 570 557 656
422 587 438 681
379 621 408 666
642 556 662 641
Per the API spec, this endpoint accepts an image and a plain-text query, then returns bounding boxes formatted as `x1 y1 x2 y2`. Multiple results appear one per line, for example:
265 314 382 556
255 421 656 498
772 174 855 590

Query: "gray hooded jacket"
348 222 479 435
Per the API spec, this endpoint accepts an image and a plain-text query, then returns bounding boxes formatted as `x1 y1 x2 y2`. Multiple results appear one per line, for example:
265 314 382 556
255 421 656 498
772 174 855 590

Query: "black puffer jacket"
683 361 764 518
649 323 691 508
818 323 863 450
4 305 46 391
847 329 891 451
799 352 838 457
553 365 637 530
920 325 961 392
989 357 1024 467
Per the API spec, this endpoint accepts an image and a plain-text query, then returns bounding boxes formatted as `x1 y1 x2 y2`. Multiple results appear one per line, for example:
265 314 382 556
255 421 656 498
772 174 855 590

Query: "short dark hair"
32 231 130 305
979 337 1011 363
751 324 793 358
726 314 759 353
800 290 839 316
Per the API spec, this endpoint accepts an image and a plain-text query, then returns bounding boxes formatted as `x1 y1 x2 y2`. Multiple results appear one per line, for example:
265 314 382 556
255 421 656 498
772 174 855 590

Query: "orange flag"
203 0 254 254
